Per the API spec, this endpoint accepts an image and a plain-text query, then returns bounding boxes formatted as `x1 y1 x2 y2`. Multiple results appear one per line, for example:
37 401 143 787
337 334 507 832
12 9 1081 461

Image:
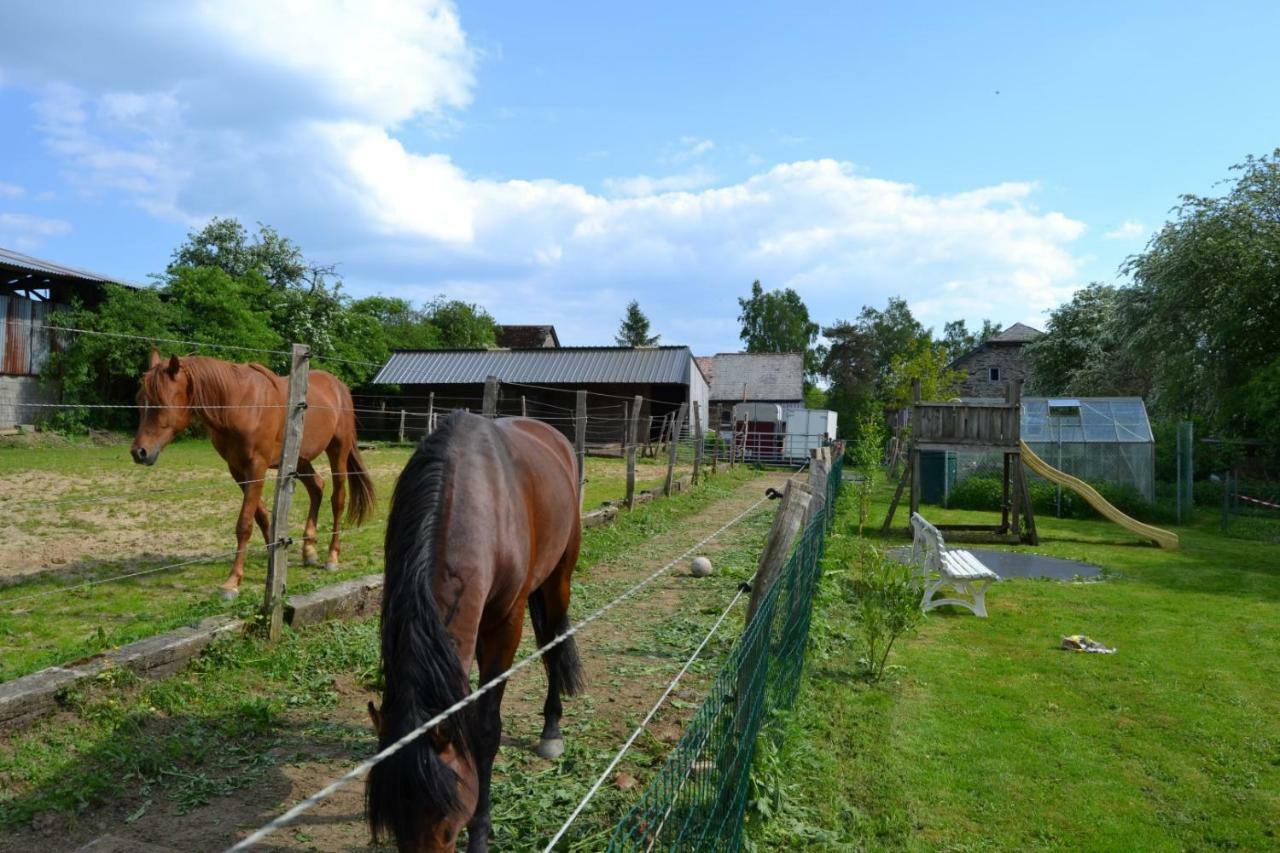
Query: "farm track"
1 468 790 853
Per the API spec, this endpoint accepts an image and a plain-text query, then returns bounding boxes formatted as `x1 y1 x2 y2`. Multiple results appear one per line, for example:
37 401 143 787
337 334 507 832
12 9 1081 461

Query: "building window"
989 367 1001 381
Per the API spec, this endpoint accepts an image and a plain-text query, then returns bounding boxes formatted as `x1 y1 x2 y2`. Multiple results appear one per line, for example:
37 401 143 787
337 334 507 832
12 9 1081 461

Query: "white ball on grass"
690 556 713 577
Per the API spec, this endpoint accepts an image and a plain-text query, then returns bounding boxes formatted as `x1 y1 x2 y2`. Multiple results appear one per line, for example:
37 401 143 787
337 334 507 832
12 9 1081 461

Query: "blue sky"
1 1 1276 354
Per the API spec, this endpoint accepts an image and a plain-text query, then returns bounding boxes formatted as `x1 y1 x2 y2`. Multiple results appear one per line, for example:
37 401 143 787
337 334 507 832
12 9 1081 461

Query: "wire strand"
224 493 771 852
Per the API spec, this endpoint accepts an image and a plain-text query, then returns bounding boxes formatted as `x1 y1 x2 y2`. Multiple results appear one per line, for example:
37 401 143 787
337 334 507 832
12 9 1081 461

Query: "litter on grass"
1061 634 1116 654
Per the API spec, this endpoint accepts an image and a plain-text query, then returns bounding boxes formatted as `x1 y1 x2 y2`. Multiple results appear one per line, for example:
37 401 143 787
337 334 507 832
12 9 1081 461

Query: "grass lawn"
0 436 697 681
751 483 1280 850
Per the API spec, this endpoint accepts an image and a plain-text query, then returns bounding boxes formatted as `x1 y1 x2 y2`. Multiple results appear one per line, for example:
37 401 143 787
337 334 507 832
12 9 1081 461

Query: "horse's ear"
167 354 181 377
149 349 161 369
367 700 382 734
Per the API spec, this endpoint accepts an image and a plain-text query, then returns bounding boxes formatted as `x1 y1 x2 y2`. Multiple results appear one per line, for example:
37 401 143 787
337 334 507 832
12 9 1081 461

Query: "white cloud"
1105 219 1146 240
0 182 23 199
0 0 1089 352
0 212 72 250
602 166 716 198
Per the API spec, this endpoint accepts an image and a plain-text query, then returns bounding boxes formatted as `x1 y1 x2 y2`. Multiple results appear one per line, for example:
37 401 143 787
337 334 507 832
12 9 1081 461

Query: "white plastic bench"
909 513 1000 617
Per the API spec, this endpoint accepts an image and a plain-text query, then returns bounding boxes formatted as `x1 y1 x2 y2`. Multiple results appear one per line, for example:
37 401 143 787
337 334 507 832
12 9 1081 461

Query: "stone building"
948 322 1043 397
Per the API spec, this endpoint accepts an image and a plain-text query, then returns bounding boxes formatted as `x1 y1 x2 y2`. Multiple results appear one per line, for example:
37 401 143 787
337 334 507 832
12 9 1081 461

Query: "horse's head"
131 350 194 466
368 700 479 852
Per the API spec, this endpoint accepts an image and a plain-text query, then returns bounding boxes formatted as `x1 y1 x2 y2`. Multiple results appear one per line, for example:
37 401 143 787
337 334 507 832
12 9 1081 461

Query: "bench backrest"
910 512 946 574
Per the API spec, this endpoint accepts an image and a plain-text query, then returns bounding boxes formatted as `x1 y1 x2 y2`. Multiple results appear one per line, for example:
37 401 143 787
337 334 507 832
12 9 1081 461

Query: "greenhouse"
940 397 1156 503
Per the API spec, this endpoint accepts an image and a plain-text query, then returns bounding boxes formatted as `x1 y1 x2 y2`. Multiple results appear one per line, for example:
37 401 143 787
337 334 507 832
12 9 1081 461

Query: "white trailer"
783 409 837 461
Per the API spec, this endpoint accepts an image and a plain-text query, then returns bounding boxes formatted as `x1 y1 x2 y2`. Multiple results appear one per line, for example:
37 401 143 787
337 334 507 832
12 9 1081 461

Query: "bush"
841 541 922 682
946 474 1174 524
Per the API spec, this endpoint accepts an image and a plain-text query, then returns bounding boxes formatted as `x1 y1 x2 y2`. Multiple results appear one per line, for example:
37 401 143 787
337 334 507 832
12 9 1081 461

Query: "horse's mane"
368 411 479 845
142 356 277 430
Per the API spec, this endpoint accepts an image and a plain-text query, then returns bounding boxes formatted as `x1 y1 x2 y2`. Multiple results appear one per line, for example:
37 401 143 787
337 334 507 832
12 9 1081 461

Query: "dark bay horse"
131 351 374 596
367 411 584 852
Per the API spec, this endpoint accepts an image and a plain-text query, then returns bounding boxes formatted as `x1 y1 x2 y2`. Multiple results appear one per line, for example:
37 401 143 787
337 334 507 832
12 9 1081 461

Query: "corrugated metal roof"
704 352 805 402
0 246 140 288
374 346 696 385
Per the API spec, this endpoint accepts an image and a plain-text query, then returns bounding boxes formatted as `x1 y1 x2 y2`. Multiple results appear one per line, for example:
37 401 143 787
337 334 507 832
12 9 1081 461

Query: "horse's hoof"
303 554 320 568
218 586 240 601
535 738 565 760
323 561 340 572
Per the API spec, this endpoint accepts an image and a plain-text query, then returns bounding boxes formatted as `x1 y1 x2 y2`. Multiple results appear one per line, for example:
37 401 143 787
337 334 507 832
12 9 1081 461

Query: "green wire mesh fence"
608 451 844 851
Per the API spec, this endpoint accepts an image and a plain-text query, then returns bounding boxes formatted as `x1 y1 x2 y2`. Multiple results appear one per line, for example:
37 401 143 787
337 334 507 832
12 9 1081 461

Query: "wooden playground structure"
882 380 1039 545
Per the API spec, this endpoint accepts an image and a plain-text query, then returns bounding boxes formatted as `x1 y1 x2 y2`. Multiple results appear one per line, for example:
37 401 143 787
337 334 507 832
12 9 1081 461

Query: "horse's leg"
220 468 267 599
466 609 523 853
295 459 325 567
528 543 584 761
324 446 347 571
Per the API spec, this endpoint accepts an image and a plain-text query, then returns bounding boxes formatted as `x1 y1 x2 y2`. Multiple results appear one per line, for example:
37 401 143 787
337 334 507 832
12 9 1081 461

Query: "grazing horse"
131 351 374 596
367 411 584 853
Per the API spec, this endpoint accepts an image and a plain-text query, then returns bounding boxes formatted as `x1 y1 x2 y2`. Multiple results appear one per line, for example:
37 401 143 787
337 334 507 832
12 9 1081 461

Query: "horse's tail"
529 588 586 697
367 414 475 847
345 444 375 526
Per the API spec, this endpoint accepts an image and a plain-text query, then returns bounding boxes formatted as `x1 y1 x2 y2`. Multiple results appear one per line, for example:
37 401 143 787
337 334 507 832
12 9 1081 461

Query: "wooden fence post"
625 395 642 510
807 447 832 525
521 395 527 417
711 404 721 475
691 401 704 485
398 409 406 444
575 390 587 510
483 375 499 418
745 480 814 623
427 392 434 436
664 402 688 495
263 343 310 641
621 401 629 453
643 415 654 458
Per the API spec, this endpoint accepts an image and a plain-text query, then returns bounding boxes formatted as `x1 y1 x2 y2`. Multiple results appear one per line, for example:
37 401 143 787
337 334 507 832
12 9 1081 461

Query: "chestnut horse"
131 351 374 596
367 411 584 853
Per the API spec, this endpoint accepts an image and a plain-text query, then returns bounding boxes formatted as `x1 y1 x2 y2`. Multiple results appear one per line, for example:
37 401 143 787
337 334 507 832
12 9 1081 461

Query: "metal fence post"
263 343 310 641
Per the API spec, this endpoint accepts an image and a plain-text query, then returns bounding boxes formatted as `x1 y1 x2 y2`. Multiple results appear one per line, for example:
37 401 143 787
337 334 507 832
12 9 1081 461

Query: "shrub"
946 474 1174 524
841 541 922 682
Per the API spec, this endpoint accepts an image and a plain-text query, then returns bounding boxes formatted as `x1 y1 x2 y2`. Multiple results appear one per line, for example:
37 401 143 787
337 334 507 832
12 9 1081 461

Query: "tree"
351 296 440 351
939 318 1003 364
615 300 660 346
1121 150 1280 442
821 297 931 434
736 280 823 379
1024 283 1147 397
425 298 497 348
169 217 308 290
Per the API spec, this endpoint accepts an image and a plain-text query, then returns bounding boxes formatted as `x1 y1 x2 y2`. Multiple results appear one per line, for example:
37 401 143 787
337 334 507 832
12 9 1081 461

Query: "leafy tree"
167 267 284 360
351 296 440 351
1121 150 1280 443
1024 283 1148 397
169 217 309 290
883 343 965 411
736 280 823 379
939 318 1003 364
46 284 180 429
425 297 498 348
615 300 660 346
821 297 931 433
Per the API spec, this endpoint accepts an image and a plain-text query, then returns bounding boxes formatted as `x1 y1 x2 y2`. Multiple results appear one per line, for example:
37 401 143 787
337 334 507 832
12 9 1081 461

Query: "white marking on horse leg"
536 738 565 760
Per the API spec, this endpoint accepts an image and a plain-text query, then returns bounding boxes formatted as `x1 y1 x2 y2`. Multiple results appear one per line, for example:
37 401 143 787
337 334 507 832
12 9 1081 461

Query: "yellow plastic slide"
1019 440 1179 549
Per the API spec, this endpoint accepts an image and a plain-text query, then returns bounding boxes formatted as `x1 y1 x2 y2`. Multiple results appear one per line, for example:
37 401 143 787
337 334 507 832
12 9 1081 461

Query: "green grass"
0 438 708 681
0 462 767 846
749 483 1280 850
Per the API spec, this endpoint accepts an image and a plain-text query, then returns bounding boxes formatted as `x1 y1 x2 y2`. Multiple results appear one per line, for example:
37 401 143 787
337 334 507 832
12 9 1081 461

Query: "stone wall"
952 344 1033 398
0 375 58 429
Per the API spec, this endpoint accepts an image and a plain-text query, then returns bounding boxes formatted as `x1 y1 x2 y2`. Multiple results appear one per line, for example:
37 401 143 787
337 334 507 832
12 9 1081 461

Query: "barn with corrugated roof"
1 247 136 428
367 346 710 446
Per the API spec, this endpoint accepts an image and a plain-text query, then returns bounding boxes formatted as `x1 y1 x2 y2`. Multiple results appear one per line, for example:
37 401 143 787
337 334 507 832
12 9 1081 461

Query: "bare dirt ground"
0 470 793 853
